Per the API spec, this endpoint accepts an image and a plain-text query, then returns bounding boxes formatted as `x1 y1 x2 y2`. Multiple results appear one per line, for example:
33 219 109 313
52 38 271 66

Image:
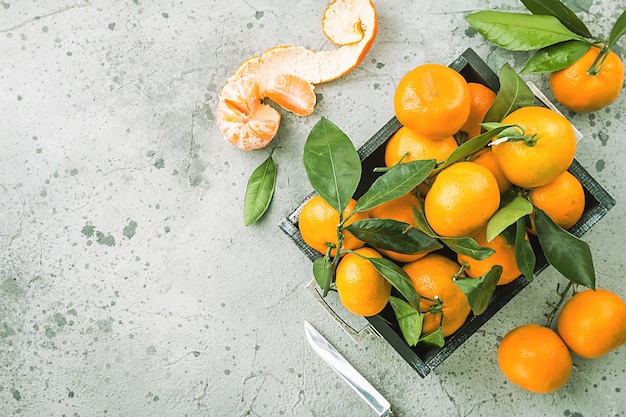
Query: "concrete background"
1 0 624 416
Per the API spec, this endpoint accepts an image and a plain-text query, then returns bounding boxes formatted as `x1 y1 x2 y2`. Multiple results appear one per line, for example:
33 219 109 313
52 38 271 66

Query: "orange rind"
215 0 378 150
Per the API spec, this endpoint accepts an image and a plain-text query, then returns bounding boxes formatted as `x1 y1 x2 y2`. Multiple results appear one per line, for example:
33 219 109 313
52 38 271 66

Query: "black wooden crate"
279 48 616 377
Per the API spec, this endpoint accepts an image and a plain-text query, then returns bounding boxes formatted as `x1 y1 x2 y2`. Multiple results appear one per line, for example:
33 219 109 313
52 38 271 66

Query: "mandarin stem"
545 281 574 328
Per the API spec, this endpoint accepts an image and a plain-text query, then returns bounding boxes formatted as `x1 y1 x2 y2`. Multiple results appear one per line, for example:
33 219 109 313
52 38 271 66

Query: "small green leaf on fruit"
486 196 534 242
440 236 495 260
368 257 421 309
515 217 536 280
534 207 595 289
419 326 445 347
608 9 626 48
303 117 361 214
345 218 442 254
521 40 590 74
484 64 535 123
388 296 423 346
456 265 502 315
354 159 436 213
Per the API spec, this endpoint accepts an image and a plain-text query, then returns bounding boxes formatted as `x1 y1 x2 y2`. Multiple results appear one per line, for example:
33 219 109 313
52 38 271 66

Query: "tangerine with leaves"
424 161 500 238
335 247 391 317
403 254 470 337
460 82 497 139
394 63 471 140
384 126 458 168
498 324 572 393
492 106 576 189
298 195 367 256
529 170 585 233
557 288 626 359
457 227 524 286
367 192 429 263
550 46 625 113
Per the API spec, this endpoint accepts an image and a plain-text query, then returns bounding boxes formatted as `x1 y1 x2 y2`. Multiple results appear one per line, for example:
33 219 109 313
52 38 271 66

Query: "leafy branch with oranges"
467 0 626 112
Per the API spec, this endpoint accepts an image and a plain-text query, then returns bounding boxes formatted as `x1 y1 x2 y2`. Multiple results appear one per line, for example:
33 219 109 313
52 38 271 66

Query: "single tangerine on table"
335 247 391 317
491 106 577 189
460 82 497 139
367 192 429 263
403 254 470 337
384 126 458 168
298 195 367 256
528 170 585 233
424 161 500 238
457 227 525 286
394 63 471 140
557 288 626 359
550 45 625 113
498 324 572 393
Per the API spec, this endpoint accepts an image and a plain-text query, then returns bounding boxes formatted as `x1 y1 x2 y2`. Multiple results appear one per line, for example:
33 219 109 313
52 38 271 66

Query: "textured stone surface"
1 1 625 416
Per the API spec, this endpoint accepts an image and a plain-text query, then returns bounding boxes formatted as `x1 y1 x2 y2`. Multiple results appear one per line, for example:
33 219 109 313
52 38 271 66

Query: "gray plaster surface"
1 0 625 416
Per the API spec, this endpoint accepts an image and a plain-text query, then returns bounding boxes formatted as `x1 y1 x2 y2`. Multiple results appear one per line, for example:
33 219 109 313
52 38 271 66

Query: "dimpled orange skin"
492 106 576 189
384 126 458 168
298 195 367 256
424 161 500 238
557 288 626 359
470 148 512 193
460 82 498 139
550 46 625 113
394 63 471 140
529 170 585 233
335 247 392 317
403 254 470 337
498 324 572 393
457 227 524 286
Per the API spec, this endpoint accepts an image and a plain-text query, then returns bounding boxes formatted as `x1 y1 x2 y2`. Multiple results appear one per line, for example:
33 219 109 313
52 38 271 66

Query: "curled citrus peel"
216 0 378 150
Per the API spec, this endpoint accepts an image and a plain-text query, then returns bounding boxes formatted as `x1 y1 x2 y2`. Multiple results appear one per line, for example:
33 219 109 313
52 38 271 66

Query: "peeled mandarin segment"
265 74 316 116
216 77 281 150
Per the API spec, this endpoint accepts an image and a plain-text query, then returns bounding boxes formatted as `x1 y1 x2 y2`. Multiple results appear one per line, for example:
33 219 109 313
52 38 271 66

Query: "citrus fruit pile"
297 56 624 391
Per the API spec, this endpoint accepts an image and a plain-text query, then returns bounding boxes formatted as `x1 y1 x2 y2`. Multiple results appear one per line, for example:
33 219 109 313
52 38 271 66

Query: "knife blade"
304 320 395 417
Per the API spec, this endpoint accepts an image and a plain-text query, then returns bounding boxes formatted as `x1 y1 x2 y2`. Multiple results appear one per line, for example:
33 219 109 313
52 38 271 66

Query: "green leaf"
313 256 333 291
521 0 592 38
367 257 421 309
440 236 495 260
466 11 582 51
354 159 436 213
419 326 445 347
412 205 436 238
388 296 423 346
345 218 442 254
609 9 626 48
514 217 535 281
521 40 590 73
486 196 534 242
243 149 278 226
484 64 535 123
534 207 595 289
303 117 361 214
435 125 513 172
455 265 502 315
